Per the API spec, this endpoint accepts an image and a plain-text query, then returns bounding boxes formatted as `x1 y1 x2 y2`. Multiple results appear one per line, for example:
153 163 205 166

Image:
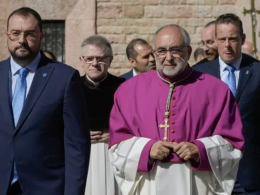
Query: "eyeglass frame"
6 30 42 42
198 40 215 48
154 46 189 58
81 55 113 64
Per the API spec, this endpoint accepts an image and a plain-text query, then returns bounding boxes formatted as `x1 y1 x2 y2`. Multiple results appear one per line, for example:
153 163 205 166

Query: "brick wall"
97 0 244 76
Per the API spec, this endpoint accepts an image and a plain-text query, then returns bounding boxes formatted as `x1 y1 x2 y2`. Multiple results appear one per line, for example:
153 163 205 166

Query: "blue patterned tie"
225 65 236 97
11 67 29 184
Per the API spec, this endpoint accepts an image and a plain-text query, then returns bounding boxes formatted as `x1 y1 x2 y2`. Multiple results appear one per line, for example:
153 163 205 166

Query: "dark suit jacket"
120 69 133 80
193 54 260 193
0 53 90 195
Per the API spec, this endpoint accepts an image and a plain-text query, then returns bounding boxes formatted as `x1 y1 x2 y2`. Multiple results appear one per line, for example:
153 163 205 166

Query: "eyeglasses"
81 56 112 64
6 31 42 42
198 40 215 48
154 46 187 58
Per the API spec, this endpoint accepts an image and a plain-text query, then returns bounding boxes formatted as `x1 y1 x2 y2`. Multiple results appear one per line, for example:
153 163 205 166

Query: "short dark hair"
204 20 215 28
7 7 42 32
81 35 113 56
194 47 205 62
215 13 243 36
126 38 150 60
43 50 57 60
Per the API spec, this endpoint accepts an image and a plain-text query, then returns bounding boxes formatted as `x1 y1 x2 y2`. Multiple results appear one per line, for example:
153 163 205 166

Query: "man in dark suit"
120 38 155 80
0 7 90 195
193 13 260 195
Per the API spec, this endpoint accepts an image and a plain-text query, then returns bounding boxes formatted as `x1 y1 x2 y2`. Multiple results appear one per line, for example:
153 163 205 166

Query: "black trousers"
7 181 22 195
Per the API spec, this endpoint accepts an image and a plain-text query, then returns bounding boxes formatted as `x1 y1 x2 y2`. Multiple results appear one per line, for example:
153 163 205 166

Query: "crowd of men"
0 6 259 195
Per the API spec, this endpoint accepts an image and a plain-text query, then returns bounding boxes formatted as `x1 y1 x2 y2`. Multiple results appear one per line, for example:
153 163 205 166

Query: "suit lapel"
0 59 15 130
236 54 255 103
15 57 54 132
208 58 220 79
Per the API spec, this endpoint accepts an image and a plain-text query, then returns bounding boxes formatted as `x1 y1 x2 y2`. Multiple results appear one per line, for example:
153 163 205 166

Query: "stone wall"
96 0 257 76
0 1 259 76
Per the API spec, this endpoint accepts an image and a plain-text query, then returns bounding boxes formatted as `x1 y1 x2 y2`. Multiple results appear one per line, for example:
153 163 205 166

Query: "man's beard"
9 44 39 66
156 56 188 78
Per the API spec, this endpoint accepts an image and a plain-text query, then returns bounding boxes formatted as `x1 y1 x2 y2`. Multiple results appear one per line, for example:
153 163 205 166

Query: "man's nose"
149 54 155 62
92 57 99 65
165 51 173 61
224 39 230 47
18 33 27 43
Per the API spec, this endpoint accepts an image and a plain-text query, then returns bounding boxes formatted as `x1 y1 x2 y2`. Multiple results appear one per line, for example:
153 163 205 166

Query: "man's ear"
109 56 113 64
128 58 136 68
241 33 246 45
187 46 192 60
79 56 84 68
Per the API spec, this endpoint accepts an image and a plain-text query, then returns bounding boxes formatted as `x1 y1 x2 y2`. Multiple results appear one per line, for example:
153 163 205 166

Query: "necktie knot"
18 68 29 79
225 65 236 73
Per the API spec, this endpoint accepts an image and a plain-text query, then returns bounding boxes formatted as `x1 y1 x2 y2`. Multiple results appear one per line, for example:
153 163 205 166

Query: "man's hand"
149 141 174 160
98 129 109 142
172 142 199 161
90 129 110 143
90 130 102 143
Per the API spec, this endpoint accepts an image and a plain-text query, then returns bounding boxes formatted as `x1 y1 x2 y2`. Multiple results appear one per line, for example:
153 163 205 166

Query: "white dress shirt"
133 69 137 77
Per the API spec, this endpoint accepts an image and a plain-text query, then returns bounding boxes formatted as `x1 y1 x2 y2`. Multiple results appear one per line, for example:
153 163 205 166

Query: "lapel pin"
43 73 47 77
246 70 249 74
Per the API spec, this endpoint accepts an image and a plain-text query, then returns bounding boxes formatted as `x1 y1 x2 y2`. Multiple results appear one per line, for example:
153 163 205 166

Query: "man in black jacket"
79 35 125 195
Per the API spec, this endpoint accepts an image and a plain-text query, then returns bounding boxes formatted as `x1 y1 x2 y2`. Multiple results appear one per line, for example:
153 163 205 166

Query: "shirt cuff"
190 140 211 171
137 139 157 172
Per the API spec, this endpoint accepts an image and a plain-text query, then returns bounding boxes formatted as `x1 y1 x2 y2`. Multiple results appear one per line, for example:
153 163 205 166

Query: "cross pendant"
159 118 169 141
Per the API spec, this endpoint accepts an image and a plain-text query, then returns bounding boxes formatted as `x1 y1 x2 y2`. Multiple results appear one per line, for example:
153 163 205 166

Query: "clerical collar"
10 52 41 75
219 55 242 73
158 65 193 83
86 73 107 88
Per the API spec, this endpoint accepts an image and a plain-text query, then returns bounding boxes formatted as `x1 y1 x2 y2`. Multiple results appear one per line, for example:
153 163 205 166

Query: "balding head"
200 21 218 61
153 24 190 49
242 40 254 56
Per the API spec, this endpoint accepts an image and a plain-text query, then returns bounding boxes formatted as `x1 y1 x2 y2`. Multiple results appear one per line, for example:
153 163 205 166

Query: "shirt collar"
219 55 242 73
10 52 41 75
86 73 108 88
133 69 138 77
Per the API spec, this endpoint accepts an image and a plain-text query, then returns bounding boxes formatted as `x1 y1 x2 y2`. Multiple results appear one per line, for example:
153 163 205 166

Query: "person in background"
120 38 155 80
196 21 219 65
241 40 254 57
193 47 205 64
43 50 57 60
79 35 125 195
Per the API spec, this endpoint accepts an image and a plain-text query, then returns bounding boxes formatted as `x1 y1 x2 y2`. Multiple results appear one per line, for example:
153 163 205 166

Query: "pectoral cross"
159 112 170 141
242 0 260 59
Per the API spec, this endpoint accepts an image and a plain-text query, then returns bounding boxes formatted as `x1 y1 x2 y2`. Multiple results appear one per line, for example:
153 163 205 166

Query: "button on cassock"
171 113 175 116
172 97 176 100
171 130 175 133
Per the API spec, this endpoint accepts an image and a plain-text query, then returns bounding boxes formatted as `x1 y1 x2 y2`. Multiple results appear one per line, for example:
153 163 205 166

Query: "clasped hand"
90 129 109 143
149 141 199 161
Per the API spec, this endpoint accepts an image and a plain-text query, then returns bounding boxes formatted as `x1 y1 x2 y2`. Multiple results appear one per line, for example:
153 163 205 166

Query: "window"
41 20 65 63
